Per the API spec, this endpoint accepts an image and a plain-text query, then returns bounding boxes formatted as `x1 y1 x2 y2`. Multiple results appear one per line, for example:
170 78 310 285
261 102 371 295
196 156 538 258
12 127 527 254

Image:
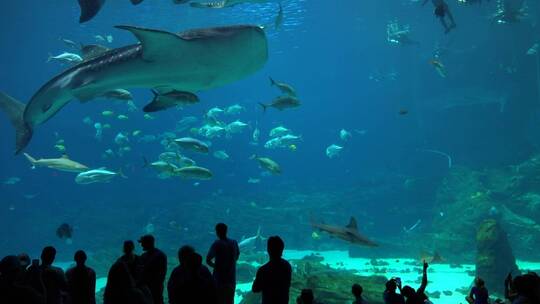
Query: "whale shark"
0 24 268 154
311 217 378 247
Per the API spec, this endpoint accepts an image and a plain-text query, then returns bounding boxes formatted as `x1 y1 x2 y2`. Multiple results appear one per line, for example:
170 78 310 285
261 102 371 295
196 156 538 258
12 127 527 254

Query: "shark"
311 217 378 247
0 24 268 154
239 226 264 251
23 153 90 173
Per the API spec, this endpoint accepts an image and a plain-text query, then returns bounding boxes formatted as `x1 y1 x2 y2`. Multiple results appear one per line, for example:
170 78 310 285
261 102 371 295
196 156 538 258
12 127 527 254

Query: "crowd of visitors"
1 222 539 304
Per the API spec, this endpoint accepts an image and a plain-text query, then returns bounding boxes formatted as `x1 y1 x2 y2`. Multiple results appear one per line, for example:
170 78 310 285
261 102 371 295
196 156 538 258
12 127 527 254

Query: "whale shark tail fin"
0 92 33 155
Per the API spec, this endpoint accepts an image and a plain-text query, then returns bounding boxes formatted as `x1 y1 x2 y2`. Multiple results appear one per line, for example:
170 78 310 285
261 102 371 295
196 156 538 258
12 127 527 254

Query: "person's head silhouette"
352 283 363 299
138 235 155 251
215 223 228 240
41 246 56 266
385 279 397 292
0 255 22 283
178 245 195 265
123 240 135 254
74 250 87 267
298 289 314 304
474 277 485 288
401 285 415 298
267 236 285 260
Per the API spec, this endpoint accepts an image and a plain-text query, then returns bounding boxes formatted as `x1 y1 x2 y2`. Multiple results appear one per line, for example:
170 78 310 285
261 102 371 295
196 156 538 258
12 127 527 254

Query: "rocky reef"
475 219 519 294
429 155 540 261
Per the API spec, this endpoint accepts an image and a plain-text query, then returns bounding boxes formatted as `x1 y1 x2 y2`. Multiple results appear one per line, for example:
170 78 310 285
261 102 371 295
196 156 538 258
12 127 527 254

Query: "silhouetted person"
66 250 96 304
40 246 68 304
17 253 46 296
0 255 45 304
466 277 488 304
206 223 239 304
168 245 216 304
139 234 167 304
383 278 405 304
401 261 429 304
505 272 540 303
296 289 314 304
104 260 153 304
252 236 292 304
24 257 46 297
422 0 456 33
352 283 368 304
119 240 143 284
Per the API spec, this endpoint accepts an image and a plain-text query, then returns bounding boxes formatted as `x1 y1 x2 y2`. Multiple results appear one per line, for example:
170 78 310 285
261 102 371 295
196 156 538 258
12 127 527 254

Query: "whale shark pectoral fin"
78 0 106 23
115 25 185 61
0 92 33 154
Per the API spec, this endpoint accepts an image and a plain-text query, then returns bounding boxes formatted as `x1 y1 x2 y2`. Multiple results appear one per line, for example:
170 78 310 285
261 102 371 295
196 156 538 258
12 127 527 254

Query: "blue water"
1 0 539 276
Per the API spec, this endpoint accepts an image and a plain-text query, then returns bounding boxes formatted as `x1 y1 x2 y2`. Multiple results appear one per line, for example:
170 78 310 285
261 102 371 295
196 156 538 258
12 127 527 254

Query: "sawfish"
0 24 268 154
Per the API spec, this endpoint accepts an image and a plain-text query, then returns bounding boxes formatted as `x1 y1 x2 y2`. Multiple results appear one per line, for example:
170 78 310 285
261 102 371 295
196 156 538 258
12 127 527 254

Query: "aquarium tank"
1 0 540 303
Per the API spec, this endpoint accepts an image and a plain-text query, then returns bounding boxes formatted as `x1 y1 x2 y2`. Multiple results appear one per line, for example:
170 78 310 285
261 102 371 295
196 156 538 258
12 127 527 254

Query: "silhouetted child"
352 283 368 304
466 277 489 304
297 288 320 304
66 250 96 304
422 0 456 33
24 256 46 297
252 236 292 304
